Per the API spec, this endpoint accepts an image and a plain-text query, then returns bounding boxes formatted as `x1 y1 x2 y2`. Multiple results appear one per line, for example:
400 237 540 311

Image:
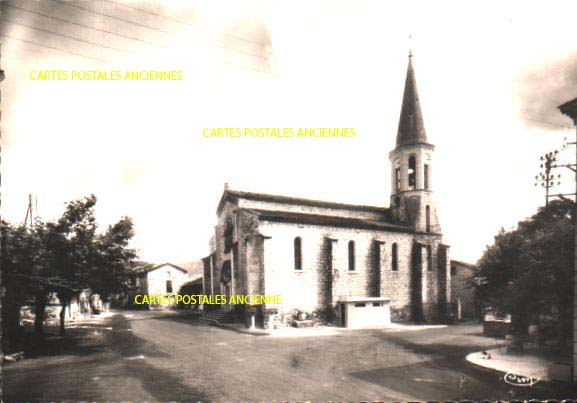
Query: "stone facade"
204 188 452 326
450 260 479 320
203 54 452 327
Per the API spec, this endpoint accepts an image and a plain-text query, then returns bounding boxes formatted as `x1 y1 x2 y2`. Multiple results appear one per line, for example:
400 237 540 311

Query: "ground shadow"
15 324 109 359
355 333 576 400
104 314 208 401
4 313 207 402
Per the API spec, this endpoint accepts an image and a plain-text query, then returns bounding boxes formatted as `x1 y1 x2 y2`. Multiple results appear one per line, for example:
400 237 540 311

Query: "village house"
450 260 480 320
126 263 201 309
203 54 453 328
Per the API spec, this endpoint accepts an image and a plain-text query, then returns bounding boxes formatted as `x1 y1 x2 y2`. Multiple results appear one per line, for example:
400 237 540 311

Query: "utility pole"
23 193 34 228
535 151 561 207
559 97 577 383
535 148 577 207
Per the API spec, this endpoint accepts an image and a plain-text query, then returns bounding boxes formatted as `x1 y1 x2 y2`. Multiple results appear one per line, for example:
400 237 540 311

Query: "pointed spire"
395 52 428 147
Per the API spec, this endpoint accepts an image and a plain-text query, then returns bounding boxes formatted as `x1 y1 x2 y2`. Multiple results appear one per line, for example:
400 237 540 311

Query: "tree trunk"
1 287 22 353
511 305 529 335
34 292 47 336
508 304 530 353
59 298 67 335
87 290 96 314
558 292 573 351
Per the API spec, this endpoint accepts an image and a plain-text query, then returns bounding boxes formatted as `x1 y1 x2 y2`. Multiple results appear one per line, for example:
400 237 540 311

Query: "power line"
50 0 269 61
519 116 574 131
51 0 175 36
4 3 166 49
5 1 270 62
0 33 107 63
3 2 272 74
1 18 131 55
101 0 267 49
2 32 272 75
519 109 574 130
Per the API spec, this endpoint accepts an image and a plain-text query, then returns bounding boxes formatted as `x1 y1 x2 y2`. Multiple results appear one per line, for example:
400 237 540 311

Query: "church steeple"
396 52 428 148
388 52 440 234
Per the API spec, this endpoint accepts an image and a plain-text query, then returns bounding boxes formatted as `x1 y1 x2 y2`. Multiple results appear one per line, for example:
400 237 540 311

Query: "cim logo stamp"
503 372 540 387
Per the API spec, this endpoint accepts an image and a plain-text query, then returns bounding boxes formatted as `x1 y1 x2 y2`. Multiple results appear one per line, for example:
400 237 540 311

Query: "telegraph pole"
24 194 33 228
559 97 577 383
535 151 561 207
535 148 577 207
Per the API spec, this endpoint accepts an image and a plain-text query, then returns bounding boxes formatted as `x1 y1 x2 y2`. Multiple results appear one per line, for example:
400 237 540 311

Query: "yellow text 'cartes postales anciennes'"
133 294 282 305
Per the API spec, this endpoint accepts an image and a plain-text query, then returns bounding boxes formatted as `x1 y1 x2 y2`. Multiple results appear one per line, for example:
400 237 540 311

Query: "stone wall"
450 261 478 319
257 220 444 322
208 197 449 325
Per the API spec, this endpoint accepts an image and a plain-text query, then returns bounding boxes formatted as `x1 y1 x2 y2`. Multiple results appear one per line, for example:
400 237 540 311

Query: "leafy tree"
1 195 137 348
475 200 573 347
91 217 137 304
49 195 99 334
1 221 48 350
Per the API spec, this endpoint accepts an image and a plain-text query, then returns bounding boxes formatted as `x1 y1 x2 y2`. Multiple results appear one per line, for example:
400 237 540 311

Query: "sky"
2 0 577 265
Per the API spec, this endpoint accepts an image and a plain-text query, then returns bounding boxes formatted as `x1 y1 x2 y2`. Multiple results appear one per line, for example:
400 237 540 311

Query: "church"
202 54 452 328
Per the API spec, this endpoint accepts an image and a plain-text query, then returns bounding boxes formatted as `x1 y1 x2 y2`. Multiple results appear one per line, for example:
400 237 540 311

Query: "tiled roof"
217 189 389 216
143 263 188 274
243 208 415 233
451 260 477 269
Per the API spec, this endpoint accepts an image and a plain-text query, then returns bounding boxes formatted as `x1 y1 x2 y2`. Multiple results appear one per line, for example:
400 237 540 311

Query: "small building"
450 260 480 320
339 296 391 328
131 263 190 309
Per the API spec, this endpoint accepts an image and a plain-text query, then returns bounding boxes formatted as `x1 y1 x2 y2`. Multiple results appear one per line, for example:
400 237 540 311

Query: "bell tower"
389 52 440 234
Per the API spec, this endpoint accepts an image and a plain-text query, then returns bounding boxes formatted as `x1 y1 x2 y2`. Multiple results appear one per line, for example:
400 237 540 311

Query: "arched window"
392 243 398 271
427 245 433 271
294 237 302 271
348 241 355 271
426 205 431 233
408 156 416 190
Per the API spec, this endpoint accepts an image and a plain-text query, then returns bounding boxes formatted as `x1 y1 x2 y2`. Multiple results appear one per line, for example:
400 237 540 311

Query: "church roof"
396 52 429 148
243 208 415 233
217 189 388 216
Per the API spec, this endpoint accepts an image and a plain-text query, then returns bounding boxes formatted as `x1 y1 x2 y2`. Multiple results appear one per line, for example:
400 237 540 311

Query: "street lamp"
558 97 577 383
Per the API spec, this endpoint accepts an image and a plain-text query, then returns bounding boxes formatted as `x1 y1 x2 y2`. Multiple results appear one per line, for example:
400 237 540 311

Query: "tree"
1 195 137 348
45 195 137 335
91 217 137 306
475 200 573 347
1 221 47 350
